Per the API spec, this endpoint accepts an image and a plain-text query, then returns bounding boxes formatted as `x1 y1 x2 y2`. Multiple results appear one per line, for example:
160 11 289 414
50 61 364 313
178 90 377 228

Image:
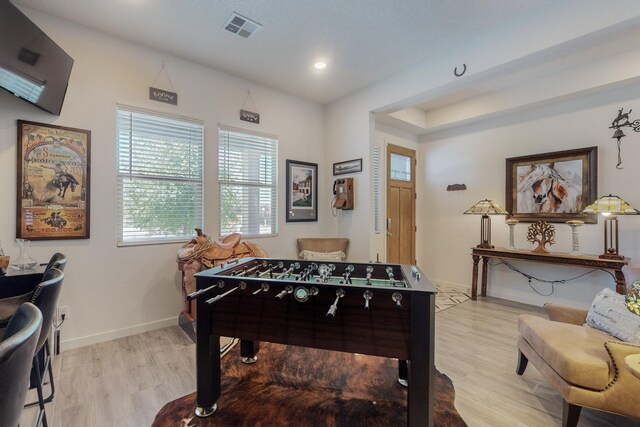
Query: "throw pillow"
626 280 640 316
586 287 640 343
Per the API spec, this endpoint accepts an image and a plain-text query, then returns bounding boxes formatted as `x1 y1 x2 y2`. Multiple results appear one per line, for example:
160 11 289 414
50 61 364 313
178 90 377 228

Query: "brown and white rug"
152 342 467 427
435 285 471 313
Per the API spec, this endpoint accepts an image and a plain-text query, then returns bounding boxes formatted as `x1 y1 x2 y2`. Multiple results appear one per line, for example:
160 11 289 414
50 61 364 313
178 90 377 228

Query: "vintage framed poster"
505 146 597 223
17 120 91 239
286 159 318 222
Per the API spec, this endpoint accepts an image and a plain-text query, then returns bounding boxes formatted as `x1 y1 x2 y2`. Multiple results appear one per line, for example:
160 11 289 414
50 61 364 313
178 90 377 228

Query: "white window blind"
218 125 277 238
373 145 381 233
117 106 204 245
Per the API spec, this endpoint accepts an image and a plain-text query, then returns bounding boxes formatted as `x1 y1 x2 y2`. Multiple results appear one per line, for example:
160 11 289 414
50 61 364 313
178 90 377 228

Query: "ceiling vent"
224 12 262 39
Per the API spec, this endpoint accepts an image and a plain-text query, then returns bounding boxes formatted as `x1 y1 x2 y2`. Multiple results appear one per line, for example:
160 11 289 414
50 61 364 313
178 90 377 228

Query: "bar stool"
0 302 42 427
25 267 64 427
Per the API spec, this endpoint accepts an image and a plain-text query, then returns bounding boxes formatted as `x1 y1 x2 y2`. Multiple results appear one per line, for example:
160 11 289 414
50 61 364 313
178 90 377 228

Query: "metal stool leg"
25 341 55 407
33 355 48 427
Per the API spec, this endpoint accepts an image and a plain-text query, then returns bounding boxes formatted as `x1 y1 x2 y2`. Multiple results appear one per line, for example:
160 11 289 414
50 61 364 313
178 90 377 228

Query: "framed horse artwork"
16 120 91 239
506 147 597 223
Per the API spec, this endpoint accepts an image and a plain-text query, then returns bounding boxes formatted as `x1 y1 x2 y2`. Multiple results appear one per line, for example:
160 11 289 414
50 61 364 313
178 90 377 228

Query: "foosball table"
190 258 436 426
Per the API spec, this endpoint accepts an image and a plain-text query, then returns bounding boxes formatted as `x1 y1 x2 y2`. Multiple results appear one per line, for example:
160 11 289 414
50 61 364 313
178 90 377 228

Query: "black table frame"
194 258 436 427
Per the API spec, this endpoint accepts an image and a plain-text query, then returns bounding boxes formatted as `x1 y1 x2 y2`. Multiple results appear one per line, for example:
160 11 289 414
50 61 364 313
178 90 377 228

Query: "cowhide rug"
152 343 466 427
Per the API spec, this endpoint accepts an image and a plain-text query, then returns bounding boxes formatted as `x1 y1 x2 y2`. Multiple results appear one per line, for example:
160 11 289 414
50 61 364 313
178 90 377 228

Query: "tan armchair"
296 238 349 260
516 303 640 427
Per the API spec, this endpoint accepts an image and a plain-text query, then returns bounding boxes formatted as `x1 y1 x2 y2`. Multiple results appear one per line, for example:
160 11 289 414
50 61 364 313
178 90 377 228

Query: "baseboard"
61 316 179 351
432 279 470 292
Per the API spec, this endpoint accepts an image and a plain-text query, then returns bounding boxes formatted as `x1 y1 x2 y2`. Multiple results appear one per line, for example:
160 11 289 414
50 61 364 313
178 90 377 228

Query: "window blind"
218 125 277 238
373 145 381 234
117 107 204 245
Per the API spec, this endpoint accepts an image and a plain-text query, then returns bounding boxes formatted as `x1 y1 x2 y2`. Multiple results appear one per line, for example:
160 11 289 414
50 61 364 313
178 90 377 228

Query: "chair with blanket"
516 299 640 426
296 238 349 261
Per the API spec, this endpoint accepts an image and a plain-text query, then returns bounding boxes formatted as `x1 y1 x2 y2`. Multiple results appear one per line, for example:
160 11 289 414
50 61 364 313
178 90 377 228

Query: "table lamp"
464 199 509 248
582 194 639 259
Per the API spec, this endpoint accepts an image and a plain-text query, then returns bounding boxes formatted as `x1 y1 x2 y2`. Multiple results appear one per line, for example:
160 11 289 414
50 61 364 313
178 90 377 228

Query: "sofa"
517 303 640 427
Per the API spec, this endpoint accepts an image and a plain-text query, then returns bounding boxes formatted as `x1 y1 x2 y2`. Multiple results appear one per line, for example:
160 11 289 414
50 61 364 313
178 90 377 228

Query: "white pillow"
298 250 345 262
586 287 640 343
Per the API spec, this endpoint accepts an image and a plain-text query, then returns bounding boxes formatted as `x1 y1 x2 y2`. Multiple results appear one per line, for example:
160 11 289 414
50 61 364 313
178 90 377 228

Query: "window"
218 125 277 238
390 153 412 181
117 106 204 245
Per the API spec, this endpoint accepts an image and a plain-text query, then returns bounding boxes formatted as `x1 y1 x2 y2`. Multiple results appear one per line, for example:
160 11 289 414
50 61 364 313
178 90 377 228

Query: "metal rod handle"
206 282 246 305
187 281 224 301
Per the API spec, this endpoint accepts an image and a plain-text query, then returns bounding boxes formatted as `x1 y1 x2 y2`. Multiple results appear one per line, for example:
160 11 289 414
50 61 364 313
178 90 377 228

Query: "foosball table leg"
398 359 408 387
241 339 260 364
195 279 221 418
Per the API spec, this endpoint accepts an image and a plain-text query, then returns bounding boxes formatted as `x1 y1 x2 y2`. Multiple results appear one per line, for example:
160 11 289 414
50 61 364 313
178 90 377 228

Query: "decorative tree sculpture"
527 221 556 254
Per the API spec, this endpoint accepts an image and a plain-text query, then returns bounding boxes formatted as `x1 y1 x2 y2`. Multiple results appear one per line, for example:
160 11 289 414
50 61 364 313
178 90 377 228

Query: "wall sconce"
464 199 509 248
609 108 640 169
582 195 639 259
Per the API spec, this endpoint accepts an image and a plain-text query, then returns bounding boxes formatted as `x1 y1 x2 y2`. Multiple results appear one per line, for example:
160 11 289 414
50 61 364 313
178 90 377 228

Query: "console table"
470 247 628 301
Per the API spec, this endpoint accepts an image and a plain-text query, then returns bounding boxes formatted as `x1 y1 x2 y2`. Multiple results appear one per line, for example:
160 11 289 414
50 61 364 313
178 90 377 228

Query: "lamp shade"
464 199 508 215
582 195 639 215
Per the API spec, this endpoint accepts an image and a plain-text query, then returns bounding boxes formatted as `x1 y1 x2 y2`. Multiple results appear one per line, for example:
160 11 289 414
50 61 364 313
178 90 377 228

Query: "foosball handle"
275 285 294 300
363 290 373 310
253 283 269 295
392 292 402 310
326 289 345 318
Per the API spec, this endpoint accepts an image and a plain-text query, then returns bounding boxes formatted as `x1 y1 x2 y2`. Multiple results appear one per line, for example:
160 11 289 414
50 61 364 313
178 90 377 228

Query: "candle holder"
566 220 584 255
506 219 519 249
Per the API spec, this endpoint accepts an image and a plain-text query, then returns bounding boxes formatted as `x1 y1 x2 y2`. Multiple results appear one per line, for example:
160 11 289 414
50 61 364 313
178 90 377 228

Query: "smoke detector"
224 12 262 39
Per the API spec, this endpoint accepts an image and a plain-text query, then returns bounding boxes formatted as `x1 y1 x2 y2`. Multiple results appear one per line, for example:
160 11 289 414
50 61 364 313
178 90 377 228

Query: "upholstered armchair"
296 238 349 261
516 303 640 427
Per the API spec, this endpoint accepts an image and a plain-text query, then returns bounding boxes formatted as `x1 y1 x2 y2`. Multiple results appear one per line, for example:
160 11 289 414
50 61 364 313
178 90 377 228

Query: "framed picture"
506 146 597 223
17 120 91 239
286 160 318 222
333 158 362 176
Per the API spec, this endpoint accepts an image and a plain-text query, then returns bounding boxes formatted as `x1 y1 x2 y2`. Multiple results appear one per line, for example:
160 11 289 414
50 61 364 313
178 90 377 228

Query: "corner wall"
324 0 640 307
0 8 326 349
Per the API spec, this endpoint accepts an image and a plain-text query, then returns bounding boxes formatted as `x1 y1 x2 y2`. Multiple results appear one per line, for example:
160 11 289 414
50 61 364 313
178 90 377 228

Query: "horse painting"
46 173 79 199
516 162 582 214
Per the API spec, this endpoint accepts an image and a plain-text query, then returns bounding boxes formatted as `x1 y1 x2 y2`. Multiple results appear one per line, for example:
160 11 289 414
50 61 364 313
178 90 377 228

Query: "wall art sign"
240 109 260 124
333 158 362 176
17 120 91 239
149 87 178 105
286 159 318 222
505 146 597 223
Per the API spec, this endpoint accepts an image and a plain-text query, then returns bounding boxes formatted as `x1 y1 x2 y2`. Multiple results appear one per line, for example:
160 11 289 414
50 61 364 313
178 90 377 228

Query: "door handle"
387 218 392 231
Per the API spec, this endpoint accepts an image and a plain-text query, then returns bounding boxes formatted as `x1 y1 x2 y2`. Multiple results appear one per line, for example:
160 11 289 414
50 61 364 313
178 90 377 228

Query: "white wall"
419 89 640 307
0 8 326 349
325 0 640 304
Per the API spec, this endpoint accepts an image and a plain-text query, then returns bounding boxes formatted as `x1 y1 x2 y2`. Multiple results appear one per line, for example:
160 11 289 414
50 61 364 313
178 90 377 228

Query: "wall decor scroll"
333 158 362 176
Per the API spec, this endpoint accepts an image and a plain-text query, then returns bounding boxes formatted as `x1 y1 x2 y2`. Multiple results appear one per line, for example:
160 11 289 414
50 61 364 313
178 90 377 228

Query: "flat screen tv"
0 1 73 115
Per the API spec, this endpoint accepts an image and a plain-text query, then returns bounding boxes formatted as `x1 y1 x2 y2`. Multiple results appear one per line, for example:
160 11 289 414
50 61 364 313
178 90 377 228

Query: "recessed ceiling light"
314 62 327 70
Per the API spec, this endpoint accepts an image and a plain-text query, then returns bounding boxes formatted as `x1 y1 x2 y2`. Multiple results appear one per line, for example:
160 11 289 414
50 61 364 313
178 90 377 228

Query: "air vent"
224 12 262 39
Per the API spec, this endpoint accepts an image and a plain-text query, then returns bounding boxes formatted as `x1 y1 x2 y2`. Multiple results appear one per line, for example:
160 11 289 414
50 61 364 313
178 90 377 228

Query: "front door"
386 144 416 264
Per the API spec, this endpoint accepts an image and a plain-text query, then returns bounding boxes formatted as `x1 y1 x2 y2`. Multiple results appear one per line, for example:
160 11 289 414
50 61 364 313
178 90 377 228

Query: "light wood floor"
20 297 638 427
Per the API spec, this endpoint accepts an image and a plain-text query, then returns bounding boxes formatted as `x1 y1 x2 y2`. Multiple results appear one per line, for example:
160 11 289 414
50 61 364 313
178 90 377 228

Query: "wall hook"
454 64 466 77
